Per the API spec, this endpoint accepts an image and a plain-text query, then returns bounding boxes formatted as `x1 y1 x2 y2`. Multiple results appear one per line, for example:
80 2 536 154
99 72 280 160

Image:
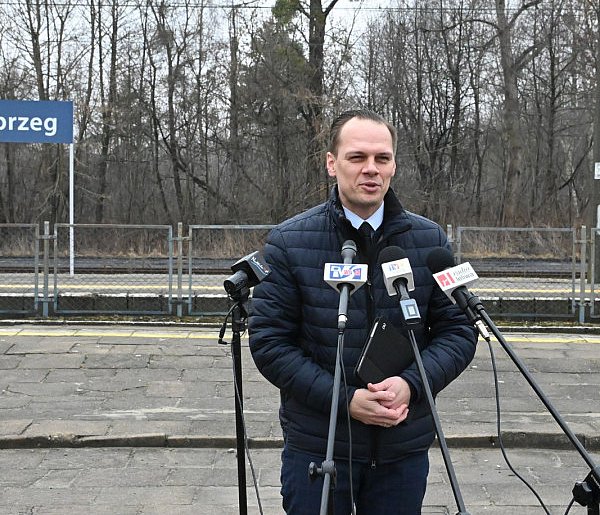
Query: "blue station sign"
0 100 73 143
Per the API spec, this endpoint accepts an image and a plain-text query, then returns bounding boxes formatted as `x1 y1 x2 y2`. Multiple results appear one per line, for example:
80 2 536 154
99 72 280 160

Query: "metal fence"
452 226 583 321
585 227 600 320
186 225 274 316
52 223 174 316
0 223 40 315
0 222 592 322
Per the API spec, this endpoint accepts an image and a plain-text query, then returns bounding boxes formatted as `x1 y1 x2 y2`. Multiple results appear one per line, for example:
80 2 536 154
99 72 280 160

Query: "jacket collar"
328 185 411 237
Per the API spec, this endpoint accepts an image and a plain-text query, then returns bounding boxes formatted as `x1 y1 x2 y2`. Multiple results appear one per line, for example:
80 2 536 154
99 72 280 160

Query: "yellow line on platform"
0 284 225 292
484 335 598 344
0 327 600 345
17 330 78 337
0 328 230 340
479 288 575 294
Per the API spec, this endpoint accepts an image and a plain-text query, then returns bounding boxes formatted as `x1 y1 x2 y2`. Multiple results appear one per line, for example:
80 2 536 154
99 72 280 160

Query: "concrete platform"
0 324 598 513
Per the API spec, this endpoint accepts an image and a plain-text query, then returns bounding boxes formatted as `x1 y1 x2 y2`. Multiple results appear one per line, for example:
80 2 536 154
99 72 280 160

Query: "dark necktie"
358 221 374 252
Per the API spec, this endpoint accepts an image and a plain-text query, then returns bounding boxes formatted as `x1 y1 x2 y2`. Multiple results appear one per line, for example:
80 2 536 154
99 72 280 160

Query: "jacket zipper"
369 428 378 469
366 245 378 469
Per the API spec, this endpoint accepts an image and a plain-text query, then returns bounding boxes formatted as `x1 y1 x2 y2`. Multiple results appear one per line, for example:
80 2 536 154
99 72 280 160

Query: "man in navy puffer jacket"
249 110 478 514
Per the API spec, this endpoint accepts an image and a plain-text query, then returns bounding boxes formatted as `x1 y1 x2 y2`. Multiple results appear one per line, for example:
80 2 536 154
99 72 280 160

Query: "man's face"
326 117 396 220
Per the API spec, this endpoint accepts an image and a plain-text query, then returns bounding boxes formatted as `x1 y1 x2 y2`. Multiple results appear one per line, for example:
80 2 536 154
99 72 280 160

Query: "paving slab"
0 447 595 514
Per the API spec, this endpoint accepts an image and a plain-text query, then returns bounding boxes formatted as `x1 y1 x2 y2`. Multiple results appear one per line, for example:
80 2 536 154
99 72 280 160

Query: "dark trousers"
280 446 429 515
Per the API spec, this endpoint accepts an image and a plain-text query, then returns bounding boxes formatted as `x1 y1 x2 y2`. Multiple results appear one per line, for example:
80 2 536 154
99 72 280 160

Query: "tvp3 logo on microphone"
324 263 368 293
328 264 365 280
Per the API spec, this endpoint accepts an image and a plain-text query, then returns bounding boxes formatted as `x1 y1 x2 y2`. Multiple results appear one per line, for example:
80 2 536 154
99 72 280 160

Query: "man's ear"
326 152 336 177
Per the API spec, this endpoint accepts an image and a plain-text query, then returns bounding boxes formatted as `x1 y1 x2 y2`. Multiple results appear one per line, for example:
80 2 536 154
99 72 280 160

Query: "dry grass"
0 225 580 263
190 227 271 259
0 229 38 257
458 229 576 261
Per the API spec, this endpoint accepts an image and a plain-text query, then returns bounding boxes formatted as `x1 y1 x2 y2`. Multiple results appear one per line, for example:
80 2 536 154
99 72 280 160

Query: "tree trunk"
301 0 339 207
228 7 242 216
495 0 524 225
96 0 118 223
591 6 600 232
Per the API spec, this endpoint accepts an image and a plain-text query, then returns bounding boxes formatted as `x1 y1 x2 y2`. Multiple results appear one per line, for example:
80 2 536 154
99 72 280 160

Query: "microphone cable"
217 303 236 345
485 330 588 514
563 497 576 514
485 336 551 514
427 247 578 512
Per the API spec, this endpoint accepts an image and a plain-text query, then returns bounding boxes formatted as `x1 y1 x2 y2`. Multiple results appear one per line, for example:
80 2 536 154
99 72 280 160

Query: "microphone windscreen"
426 247 455 273
378 245 406 265
341 240 357 254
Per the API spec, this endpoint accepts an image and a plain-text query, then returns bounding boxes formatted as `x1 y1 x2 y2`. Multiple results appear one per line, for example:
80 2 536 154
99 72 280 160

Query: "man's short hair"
328 109 397 156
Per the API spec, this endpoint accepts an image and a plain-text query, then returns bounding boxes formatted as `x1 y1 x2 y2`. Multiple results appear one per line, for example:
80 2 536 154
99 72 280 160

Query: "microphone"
224 251 271 296
323 240 368 329
323 240 368 293
379 246 415 300
379 246 420 325
426 247 490 341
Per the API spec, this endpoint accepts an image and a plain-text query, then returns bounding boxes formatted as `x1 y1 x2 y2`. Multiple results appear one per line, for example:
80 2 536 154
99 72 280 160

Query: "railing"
453 226 582 322
0 222 592 321
52 223 175 316
186 224 274 316
0 223 40 315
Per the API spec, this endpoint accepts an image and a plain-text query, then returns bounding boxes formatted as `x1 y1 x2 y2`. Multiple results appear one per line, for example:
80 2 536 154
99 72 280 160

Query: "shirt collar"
343 202 384 231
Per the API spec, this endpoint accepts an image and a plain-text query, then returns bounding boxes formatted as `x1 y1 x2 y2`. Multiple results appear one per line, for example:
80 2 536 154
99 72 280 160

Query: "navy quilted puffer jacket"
249 187 477 465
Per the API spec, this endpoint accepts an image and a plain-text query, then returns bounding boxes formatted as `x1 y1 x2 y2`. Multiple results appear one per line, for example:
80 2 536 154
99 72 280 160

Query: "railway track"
0 257 580 278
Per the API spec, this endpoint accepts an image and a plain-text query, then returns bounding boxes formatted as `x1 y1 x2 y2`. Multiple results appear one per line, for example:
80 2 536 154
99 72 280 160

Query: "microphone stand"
309 327 346 515
398 296 471 515
311 240 362 514
309 298 351 515
221 286 251 515
472 304 600 514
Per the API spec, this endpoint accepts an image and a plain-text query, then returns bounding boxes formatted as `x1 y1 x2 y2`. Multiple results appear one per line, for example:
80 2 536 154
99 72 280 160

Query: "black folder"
355 317 414 385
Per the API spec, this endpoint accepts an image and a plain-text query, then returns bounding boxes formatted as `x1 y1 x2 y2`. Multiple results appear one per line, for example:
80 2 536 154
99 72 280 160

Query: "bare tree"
0 0 599 229
273 0 340 208
238 18 309 221
586 0 600 231
0 28 21 222
493 0 545 224
359 2 483 224
95 0 119 223
10 0 79 225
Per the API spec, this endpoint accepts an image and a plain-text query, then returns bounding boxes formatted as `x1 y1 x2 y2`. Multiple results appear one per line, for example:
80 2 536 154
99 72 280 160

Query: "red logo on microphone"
438 272 456 287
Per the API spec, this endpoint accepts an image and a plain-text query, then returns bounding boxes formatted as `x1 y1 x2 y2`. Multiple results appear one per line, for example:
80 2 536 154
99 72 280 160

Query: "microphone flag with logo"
426 247 489 340
323 240 367 330
324 240 368 294
224 251 271 296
